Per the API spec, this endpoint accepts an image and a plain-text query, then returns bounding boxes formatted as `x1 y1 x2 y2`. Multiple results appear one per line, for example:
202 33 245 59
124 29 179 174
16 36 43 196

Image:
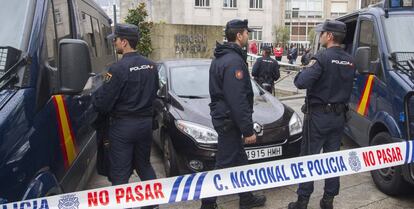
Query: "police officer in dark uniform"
288 20 355 209
93 23 159 209
202 19 266 209
252 45 280 94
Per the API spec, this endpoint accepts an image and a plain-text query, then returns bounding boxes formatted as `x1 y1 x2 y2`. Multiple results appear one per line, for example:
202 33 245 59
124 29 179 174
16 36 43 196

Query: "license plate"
246 146 282 160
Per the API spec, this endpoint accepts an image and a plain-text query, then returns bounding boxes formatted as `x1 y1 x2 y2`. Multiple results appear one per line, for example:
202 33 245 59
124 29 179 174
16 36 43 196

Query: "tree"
274 25 290 45
124 3 153 57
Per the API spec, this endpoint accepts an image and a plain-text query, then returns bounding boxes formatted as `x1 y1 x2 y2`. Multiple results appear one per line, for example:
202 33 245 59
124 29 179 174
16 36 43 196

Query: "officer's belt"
310 103 347 113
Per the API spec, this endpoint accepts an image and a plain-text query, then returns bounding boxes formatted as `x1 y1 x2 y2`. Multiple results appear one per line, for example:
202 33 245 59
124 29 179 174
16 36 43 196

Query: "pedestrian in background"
274 43 283 61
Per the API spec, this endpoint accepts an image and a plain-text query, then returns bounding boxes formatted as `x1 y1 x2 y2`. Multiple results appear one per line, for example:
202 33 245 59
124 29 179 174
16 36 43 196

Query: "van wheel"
163 134 179 177
370 132 410 195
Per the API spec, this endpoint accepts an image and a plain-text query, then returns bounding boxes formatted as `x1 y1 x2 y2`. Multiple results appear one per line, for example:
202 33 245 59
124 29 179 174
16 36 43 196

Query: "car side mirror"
54 39 92 95
355 47 374 74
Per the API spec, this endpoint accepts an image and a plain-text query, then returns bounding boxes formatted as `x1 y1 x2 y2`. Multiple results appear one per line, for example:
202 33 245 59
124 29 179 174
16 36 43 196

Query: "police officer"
252 45 280 94
93 23 159 209
203 19 266 209
288 20 355 209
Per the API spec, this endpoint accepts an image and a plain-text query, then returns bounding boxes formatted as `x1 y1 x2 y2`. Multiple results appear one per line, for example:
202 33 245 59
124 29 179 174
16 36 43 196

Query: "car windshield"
170 64 261 98
383 15 414 53
0 0 33 50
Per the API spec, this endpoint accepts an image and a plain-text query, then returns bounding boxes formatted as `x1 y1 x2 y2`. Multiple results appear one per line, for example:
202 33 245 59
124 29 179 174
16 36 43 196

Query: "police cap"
315 20 346 34
226 19 254 32
107 23 140 40
262 45 272 52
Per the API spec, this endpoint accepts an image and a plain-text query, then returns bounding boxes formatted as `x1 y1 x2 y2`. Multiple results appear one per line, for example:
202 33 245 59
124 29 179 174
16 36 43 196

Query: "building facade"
284 0 359 49
120 0 284 46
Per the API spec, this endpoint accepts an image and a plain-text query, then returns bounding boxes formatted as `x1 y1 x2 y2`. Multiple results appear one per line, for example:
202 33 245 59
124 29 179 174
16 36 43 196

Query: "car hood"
171 93 286 129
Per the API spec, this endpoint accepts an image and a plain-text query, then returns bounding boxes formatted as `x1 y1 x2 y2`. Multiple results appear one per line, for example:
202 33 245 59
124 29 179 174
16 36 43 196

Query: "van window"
101 23 113 55
358 20 383 78
80 12 97 57
45 0 71 67
91 17 102 57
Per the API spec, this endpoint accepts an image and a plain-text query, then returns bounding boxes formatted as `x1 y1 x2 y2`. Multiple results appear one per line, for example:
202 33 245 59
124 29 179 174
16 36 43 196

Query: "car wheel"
370 132 410 195
163 134 179 177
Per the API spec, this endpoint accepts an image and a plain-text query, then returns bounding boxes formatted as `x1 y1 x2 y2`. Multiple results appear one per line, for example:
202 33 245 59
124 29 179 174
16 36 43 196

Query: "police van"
312 0 414 195
0 0 114 204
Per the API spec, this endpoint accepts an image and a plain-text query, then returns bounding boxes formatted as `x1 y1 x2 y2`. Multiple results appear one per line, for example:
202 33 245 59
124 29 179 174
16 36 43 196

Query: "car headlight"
289 112 303 136
175 120 218 144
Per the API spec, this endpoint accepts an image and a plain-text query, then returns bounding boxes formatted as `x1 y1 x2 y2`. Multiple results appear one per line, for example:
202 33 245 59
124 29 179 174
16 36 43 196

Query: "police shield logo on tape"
348 151 361 172
58 194 79 209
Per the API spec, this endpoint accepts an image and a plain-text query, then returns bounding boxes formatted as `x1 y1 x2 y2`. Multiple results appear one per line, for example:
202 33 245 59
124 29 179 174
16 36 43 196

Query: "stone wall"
149 24 223 61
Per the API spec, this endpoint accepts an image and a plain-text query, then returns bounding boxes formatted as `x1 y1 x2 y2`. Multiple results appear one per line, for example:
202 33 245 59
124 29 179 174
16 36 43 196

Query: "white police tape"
2 140 414 209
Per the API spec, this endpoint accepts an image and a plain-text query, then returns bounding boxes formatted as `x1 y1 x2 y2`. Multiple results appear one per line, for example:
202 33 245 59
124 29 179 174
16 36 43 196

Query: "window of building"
249 28 262 41
249 0 263 9
54 9 62 24
223 0 237 8
331 2 348 18
195 0 210 7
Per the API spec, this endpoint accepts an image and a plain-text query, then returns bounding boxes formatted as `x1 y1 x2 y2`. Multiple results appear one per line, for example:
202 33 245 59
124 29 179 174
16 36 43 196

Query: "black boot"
320 194 334 209
200 203 218 209
239 194 266 209
288 196 309 209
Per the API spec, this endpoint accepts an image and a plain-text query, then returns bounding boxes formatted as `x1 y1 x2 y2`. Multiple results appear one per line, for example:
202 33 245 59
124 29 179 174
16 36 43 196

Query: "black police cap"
262 45 272 52
315 20 346 34
226 19 254 32
107 23 140 40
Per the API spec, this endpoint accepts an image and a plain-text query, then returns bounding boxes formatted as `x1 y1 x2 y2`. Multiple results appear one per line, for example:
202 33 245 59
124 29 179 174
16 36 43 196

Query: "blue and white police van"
0 0 115 204
311 0 414 195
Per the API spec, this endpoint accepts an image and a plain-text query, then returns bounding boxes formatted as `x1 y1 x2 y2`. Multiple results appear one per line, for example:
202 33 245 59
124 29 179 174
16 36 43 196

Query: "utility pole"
113 4 117 24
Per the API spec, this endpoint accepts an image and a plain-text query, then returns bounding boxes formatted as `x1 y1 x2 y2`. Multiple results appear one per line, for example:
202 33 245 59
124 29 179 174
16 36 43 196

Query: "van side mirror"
55 39 92 95
355 47 374 74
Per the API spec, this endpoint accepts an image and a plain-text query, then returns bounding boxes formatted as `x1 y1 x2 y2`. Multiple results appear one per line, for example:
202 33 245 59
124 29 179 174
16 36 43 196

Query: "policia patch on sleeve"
104 72 112 82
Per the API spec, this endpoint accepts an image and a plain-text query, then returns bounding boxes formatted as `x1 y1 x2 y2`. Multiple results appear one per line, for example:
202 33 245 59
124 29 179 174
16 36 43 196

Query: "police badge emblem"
348 151 361 172
58 194 80 209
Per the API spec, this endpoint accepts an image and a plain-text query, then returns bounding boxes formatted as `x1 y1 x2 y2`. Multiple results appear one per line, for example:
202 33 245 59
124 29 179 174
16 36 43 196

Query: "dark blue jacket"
93 52 159 117
252 56 280 84
209 42 254 137
294 46 355 105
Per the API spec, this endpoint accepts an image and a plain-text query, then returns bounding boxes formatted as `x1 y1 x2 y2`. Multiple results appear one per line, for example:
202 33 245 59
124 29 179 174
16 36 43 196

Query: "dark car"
153 59 303 176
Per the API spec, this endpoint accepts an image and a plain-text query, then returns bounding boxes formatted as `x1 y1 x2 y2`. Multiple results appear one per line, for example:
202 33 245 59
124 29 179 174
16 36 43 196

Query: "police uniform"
202 19 266 209
252 46 280 94
288 20 356 209
92 24 159 190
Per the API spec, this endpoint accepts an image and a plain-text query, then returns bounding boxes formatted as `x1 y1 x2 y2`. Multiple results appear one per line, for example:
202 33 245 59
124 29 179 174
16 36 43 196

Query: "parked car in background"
153 59 303 176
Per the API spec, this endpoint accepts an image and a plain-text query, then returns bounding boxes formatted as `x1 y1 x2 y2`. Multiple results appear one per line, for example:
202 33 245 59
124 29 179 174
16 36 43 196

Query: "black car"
153 59 303 176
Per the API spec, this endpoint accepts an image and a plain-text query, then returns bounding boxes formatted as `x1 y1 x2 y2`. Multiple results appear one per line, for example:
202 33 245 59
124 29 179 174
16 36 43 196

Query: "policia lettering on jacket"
288 20 356 209
92 23 159 209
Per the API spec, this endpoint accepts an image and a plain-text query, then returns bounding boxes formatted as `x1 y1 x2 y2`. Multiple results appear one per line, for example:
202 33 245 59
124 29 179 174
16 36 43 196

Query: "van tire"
370 132 410 195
